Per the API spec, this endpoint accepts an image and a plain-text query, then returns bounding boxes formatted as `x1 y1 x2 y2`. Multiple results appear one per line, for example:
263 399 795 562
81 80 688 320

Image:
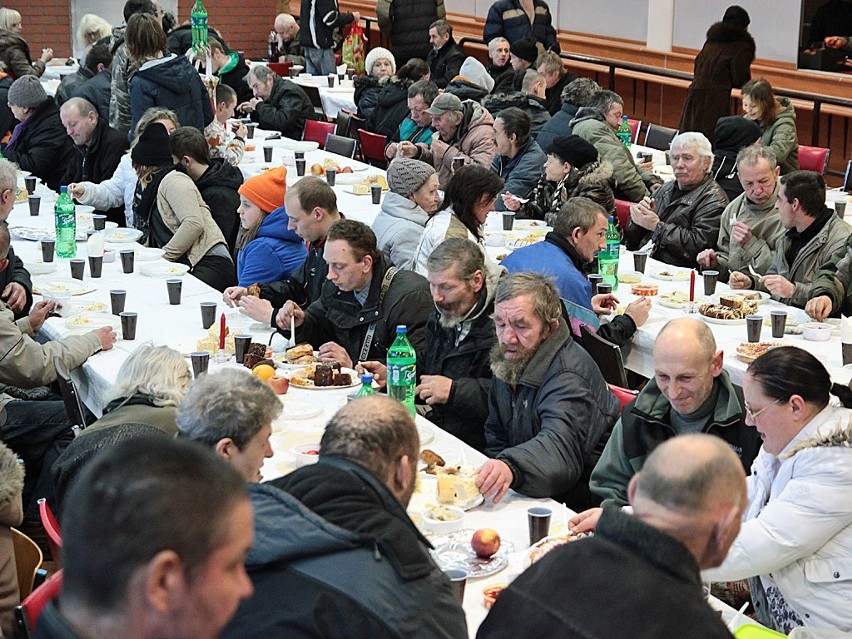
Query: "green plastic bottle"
598 215 620 289
54 186 76 258
616 115 632 148
355 373 376 397
190 0 208 54
387 325 416 416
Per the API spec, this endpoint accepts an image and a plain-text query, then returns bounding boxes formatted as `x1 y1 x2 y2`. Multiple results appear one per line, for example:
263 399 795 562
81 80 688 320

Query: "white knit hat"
365 47 396 77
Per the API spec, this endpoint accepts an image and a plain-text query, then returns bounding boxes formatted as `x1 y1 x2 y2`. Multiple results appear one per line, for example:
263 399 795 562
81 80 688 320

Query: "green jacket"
809 231 852 316
757 98 799 175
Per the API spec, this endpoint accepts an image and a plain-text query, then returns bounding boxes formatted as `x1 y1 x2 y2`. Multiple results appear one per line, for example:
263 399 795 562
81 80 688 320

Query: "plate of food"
619 271 643 285
527 532 592 566
139 262 190 278
658 290 690 308
64 312 121 331
273 342 319 370
649 269 692 282
102 228 144 244
430 528 513 579
33 278 95 296
698 294 759 324
630 283 658 297
10 226 88 242
285 363 359 389
66 300 109 314
735 341 788 364
346 174 390 191
25 261 57 276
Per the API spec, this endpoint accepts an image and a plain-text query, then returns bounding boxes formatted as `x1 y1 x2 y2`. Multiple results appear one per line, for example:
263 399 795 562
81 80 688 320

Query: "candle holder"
682 301 698 314
213 348 230 363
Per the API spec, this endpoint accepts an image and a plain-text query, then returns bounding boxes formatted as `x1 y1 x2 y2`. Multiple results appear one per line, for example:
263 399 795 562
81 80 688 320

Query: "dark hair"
747 346 830 408
60 436 247 612
397 58 430 83
408 79 439 104
326 219 381 263
741 78 778 124
160 10 176 33
215 82 237 105
123 0 156 23
553 196 607 237
779 170 826 218
169 126 210 165
125 13 167 63
437 165 504 241
561 77 601 107
84 43 112 73
496 107 531 147
208 38 226 56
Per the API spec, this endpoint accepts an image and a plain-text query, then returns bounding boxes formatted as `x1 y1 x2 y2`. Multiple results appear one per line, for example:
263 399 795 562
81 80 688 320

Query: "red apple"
267 376 289 395
471 528 501 559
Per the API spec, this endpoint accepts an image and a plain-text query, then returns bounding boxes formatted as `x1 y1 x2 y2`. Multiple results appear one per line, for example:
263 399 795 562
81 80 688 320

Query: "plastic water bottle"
190 0 208 54
598 215 620 289
387 325 416 416
355 373 376 397
54 186 76 258
617 115 632 148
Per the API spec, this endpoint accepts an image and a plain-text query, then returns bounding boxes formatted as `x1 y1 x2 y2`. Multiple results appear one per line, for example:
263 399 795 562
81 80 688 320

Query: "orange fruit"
252 364 276 381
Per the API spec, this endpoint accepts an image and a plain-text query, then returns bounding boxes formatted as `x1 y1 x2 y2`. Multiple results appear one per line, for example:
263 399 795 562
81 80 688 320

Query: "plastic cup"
120 312 138 340
502 211 515 231
166 279 182 305
295 151 305 160
836 201 847 218
109 289 127 315
325 167 336 186
844 343 852 366
40 240 55 263
746 314 763 343
371 184 382 205
632 251 648 273
597 282 613 295
770 310 787 339
296 158 306 176
119 249 135 273
327 73 335 87
642 152 653 163
200 302 217 329
92 214 107 230
27 195 40 216
702 270 719 296
70 259 85 280
234 334 253 364
444 569 468 602
346 68 354 80
528 507 552 546
190 351 210 377
588 274 603 290
338 71 345 82
263 146 273 163
88 255 103 278
245 123 257 139
24 176 36 194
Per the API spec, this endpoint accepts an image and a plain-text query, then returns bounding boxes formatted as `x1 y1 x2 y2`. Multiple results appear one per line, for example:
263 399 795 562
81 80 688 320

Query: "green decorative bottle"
54 186 76 258
190 0 208 54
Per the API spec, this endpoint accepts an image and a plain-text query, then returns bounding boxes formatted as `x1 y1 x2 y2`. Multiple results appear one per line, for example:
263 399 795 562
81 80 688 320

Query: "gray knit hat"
386 158 436 197
8 75 47 108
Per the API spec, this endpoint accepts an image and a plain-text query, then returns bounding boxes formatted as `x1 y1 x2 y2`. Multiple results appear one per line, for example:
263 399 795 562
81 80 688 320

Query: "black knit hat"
510 38 538 65
131 122 173 166
722 5 750 29
546 135 598 169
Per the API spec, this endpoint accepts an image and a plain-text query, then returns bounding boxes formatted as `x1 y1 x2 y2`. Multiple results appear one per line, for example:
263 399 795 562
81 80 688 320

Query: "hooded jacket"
376 0 445 65
215 51 253 104
481 91 551 139
444 77 490 103
129 53 214 139
372 191 429 268
354 74 384 123
251 76 316 140
193 158 244 252
221 458 467 639
491 138 547 211
756 98 799 175
535 99 579 152
237 206 307 287
4 98 75 191
520 158 615 220
426 37 465 89
0 29 45 78
367 75 412 138
711 115 762 201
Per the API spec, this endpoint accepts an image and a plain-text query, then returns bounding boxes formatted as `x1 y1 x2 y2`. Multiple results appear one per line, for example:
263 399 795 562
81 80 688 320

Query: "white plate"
285 366 360 389
66 300 109 314
139 262 190 278
102 228 144 243
33 278 96 296
710 292 770 305
658 294 706 309
430 529 513 579
417 422 436 446
277 139 320 153
334 173 370 186
698 313 746 325
273 350 319 371
414 473 484 511
10 226 88 242
649 269 692 282
64 312 121 331
107 244 165 261
25 262 57 276
278 397 324 420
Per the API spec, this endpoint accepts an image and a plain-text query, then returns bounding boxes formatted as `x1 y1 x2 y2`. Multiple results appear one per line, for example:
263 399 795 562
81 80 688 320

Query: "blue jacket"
237 206 307 287
491 138 546 211
483 0 559 52
129 54 214 141
536 101 579 155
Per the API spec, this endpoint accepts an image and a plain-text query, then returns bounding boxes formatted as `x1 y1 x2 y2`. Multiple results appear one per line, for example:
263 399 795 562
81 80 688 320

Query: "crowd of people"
0 1 850 638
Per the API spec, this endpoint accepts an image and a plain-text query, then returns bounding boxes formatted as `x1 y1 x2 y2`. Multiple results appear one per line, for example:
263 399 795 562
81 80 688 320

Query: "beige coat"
0 443 24 639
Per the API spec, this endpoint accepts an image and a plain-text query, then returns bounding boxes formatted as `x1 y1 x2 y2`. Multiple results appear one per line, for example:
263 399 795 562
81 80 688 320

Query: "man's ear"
393 454 412 493
142 549 186 615
214 438 236 460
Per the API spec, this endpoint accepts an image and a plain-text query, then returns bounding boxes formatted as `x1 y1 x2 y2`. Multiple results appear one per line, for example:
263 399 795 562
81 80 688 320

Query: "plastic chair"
334 110 354 137
300 83 327 120
643 123 679 151
357 129 389 169
614 199 632 230
53 356 88 430
608 384 638 414
15 570 63 639
324 133 357 158
11 528 43 599
302 120 336 148
579 325 629 387
268 61 292 78
37 499 62 564
626 118 642 144
797 145 830 175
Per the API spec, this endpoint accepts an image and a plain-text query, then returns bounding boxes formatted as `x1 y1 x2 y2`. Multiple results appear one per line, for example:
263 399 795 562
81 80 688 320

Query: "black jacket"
55 67 93 106
0 245 33 318
217 52 253 105
367 76 412 138
284 258 433 366
73 70 111 123
0 74 14 140
193 159 243 252
166 24 228 56
445 78 489 102
252 77 316 140
4 99 75 191
259 234 330 325
354 75 383 123
543 70 575 116
377 0 445 65
481 92 551 138
535 100 579 153
299 0 355 49
426 38 465 89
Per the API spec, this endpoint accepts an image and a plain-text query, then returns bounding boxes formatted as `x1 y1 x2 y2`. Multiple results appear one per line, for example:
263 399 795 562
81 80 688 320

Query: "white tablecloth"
292 75 356 119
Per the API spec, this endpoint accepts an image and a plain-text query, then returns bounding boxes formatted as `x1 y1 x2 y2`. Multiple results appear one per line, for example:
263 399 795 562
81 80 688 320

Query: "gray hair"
736 143 777 170
275 12 297 28
107 344 191 406
429 19 452 37
426 237 484 281
0 159 18 194
176 368 282 449
0 221 9 261
521 69 544 93
61 97 98 118
671 132 713 160
0 8 21 32
487 36 509 54
408 79 439 104
561 77 601 107
553 197 607 238
590 89 623 116
131 106 178 147
535 50 563 75
248 64 276 84
495 272 562 325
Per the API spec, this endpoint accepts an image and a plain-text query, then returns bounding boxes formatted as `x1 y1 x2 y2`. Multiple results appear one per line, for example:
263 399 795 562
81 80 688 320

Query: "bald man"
572 317 760 532
272 13 304 66
479 434 747 638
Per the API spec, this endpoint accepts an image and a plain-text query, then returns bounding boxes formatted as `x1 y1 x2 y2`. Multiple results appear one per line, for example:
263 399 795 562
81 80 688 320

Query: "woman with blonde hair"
742 77 799 174
0 7 52 78
75 13 112 60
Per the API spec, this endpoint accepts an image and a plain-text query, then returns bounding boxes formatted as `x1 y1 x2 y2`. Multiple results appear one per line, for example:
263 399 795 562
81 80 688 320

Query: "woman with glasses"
703 346 852 634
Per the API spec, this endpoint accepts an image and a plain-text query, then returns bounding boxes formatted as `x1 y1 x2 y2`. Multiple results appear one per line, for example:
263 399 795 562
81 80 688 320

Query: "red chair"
302 120 336 148
798 145 830 175
268 61 292 78
614 199 632 230
357 129 389 169
38 498 62 563
626 118 642 145
15 570 63 639
609 384 638 414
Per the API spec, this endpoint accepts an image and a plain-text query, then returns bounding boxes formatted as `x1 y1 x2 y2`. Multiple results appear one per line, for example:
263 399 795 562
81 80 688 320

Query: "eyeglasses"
744 397 782 420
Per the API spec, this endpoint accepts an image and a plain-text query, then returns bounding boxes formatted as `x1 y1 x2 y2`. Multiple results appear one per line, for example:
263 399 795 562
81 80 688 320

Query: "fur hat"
722 5 750 29
458 57 495 93
238 166 287 213
365 47 396 77
510 38 538 65
546 135 598 169
386 158 436 197
131 122 173 166
7 75 47 108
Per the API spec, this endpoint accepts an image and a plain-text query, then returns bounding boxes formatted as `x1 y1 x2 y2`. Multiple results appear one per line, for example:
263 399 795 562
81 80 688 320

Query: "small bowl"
801 322 833 342
485 232 507 247
102 249 115 263
631 283 659 297
422 505 465 534
291 443 320 466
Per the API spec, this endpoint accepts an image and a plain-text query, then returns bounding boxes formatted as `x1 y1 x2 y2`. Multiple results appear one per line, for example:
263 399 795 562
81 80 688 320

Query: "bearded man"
476 271 619 509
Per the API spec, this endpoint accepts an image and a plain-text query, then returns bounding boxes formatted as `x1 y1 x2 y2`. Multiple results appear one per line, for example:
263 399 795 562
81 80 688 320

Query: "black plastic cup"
327 74 335 87
445 569 467 603
24 176 36 194
632 251 648 273
92 214 107 230
296 158 306 176
70 259 85 280
597 282 613 295
263 146 273 163
371 184 382 205
88 255 103 278
770 310 787 339
200 302 217 329
190 351 210 377
40 240 55 263
119 249 135 273
166 279 182 305
110 289 126 315
836 201 847 218
234 334 253 364
245 123 257 139
295 151 305 160
746 315 763 343
325 167 336 186
588 274 603 290
528 507 552 546
502 212 515 231
120 312 138 340
346 68 354 80
27 195 40 216
702 270 719 296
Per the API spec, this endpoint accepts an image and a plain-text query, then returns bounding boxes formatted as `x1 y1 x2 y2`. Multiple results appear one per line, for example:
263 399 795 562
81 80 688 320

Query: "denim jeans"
303 46 336 76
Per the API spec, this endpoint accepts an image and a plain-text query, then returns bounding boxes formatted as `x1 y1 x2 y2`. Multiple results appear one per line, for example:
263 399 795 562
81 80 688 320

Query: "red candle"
689 270 696 302
219 312 226 350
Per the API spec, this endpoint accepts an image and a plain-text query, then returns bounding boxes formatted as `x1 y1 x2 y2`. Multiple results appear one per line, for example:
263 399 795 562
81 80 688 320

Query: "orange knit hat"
238 166 287 213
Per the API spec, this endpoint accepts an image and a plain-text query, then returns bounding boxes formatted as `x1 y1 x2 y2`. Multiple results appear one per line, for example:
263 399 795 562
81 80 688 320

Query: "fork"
747 264 763 281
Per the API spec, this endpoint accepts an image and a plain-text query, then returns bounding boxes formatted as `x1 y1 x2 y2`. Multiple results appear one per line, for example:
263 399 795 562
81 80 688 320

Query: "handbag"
342 24 366 74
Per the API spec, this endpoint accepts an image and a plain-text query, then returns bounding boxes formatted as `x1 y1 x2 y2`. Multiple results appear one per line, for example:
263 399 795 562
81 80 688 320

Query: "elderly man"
59 97 128 225
486 36 513 93
479 434 746 639
36 437 254 639
697 144 784 279
536 50 575 116
571 318 760 534
399 92 496 189
491 107 546 210
426 19 465 89
221 396 467 639
0 159 34 317
209 38 252 104
237 65 316 140
624 132 729 268
571 90 661 202
385 80 437 160
730 170 850 307
176 368 280 483
478 272 620 508
272 13 304 66
276 220 432 369
502 197 650 346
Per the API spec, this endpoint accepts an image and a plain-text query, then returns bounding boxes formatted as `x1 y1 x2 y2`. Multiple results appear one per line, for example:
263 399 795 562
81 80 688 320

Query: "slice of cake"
437 467 479 506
